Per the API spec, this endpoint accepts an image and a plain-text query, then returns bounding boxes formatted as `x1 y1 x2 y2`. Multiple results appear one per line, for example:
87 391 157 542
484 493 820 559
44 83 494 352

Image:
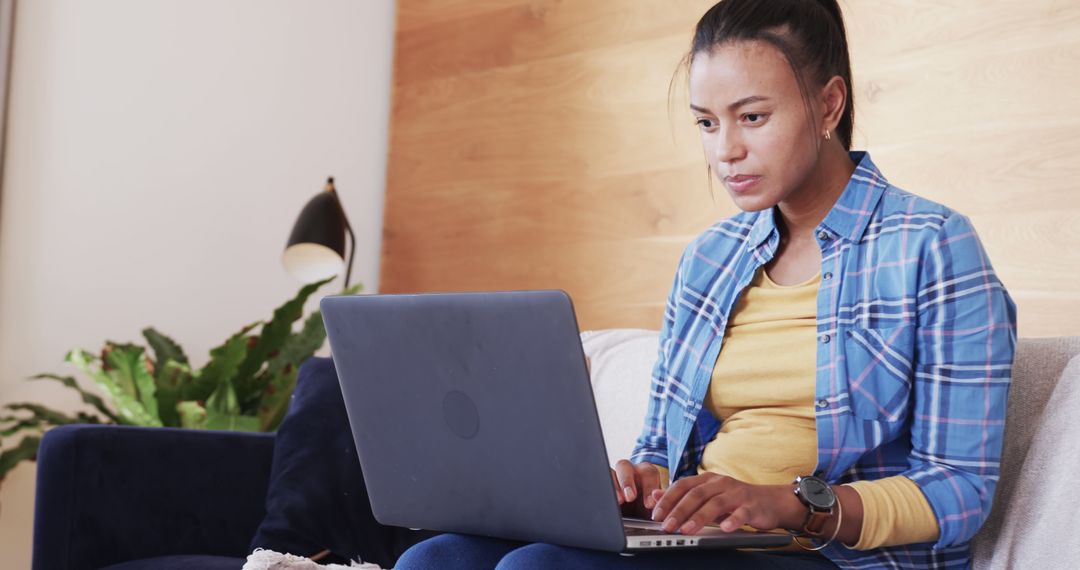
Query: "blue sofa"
32 424 274 569
31 356 432 570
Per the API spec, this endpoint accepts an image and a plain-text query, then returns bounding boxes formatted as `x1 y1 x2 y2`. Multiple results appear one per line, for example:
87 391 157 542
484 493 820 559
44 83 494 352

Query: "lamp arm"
343 215 356 290
331 187 356 290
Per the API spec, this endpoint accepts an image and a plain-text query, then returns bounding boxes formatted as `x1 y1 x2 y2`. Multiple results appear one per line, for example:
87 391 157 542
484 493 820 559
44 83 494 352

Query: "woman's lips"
725 175 761 193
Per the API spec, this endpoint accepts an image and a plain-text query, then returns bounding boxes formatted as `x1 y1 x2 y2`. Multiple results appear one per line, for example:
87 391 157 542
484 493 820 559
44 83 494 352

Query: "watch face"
799 476 836 509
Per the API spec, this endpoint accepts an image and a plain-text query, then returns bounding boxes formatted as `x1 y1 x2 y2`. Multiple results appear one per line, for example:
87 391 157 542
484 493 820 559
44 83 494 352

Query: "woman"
398 0 1016 568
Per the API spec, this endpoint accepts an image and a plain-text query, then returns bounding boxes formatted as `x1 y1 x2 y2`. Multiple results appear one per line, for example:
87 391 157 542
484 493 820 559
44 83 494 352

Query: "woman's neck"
776 145 857 243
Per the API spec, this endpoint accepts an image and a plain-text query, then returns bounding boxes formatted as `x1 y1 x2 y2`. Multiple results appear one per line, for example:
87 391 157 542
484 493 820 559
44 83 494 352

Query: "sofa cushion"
580 329 660 466
972 338 1080 568
248 357 430 567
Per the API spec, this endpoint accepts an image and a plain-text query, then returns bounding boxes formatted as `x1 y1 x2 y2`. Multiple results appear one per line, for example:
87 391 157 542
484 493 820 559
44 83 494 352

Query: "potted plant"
0 277 359 482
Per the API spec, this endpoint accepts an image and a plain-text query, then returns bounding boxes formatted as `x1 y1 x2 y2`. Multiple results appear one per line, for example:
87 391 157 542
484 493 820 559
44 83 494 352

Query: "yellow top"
698 266 820 485
654 267 939 549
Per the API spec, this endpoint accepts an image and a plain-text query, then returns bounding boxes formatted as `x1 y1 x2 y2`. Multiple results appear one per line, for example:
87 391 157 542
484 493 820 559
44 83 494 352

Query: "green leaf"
204 412 261 432
3 402 82 425
340 282 364 296
177 400 207 429
142 327 189 368
152 361 192 428
158 360 193 391
65 349 109 387
66 350 161 427
248 281 364 427
1 417 97 440
205 377 240 416
244 310 327 410
28 373 121 423
183 322 259 403
272 312 325 377
255 367 299 431
103 344 159 424
0 435 42 481
72 412 104 424
233 278 334 405
1 416 45 437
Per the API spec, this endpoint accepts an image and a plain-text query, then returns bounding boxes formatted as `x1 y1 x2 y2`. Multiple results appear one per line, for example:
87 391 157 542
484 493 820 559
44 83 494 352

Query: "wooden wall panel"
383 0 1080 337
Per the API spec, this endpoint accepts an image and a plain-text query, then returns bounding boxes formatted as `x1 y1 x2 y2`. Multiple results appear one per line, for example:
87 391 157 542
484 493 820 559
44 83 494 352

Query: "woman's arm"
903 212 1017 547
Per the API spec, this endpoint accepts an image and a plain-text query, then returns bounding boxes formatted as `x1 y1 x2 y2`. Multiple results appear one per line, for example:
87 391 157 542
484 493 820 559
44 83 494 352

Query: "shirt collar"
747 151 888 249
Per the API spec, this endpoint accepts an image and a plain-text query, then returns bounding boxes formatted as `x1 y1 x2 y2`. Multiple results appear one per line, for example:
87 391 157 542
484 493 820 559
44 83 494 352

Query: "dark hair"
683 0 855 150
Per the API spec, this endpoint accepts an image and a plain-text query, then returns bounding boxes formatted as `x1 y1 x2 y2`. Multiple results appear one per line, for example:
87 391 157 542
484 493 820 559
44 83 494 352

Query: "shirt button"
823 272 833 280
820 334 831 344
817 230 830 241
816 399 829 409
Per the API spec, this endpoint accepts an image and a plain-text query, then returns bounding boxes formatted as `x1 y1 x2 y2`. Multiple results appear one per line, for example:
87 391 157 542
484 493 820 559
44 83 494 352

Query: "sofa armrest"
32 424 275 570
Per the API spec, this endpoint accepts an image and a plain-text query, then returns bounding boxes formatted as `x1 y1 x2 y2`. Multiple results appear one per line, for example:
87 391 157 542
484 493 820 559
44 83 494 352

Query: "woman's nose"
714 127 747 164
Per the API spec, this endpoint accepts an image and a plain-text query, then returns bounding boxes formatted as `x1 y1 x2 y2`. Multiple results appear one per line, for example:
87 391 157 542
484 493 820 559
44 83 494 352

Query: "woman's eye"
743 113 767 124
695 118 715 129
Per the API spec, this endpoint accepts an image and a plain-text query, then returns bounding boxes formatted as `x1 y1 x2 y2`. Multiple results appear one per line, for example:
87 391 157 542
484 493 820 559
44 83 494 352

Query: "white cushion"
580 329 660 467
973 352 1080 568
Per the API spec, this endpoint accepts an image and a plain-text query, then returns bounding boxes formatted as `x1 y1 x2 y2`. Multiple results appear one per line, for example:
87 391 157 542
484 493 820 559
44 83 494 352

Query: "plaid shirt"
631 151 1017 569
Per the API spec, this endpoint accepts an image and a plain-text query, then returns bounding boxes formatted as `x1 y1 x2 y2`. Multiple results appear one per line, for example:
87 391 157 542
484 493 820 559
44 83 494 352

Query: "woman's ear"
819 75 848 133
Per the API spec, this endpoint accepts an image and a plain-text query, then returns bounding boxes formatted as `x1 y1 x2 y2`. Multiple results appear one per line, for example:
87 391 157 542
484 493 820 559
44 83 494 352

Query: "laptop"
321 290 791 553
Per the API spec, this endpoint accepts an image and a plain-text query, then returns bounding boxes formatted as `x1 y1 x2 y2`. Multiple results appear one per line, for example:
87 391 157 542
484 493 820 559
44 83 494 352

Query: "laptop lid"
321 290 628 552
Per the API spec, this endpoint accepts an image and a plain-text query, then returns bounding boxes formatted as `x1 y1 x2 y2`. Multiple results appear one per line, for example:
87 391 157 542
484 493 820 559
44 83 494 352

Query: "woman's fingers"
720 505 752 532
647 475 785 535
651 475 713 529
666 478 730 532
610 469 625 504
654 474 766 534
637 464 662 509
678 494 739 535
613 459 638 503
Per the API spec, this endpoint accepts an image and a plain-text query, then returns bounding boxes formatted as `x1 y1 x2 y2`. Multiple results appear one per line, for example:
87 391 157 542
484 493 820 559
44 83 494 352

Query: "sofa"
31 331 1080 569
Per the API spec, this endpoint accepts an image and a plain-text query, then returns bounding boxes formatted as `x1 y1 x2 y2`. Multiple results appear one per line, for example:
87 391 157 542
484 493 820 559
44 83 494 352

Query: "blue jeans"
396 533 840 569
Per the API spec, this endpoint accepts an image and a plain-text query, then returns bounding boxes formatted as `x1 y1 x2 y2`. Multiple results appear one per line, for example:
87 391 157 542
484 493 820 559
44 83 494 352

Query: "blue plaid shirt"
630 151 1017 569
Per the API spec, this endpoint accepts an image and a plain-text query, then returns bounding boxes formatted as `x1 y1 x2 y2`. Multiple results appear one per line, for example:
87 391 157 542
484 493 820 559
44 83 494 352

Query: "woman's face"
689 40 821 213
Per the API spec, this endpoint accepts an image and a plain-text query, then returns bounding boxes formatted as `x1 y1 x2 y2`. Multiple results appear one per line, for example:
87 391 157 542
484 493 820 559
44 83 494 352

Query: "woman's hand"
611 459 664 519
648 472 804 535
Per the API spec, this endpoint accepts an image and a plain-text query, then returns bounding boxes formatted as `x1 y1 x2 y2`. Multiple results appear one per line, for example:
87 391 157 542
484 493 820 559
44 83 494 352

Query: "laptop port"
676 539 685 545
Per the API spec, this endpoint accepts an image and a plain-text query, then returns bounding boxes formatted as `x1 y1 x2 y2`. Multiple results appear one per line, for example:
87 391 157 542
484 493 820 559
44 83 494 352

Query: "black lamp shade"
283 190 348 284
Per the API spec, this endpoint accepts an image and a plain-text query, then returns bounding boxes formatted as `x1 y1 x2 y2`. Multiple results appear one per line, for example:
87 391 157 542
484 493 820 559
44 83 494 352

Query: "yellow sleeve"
656 464 670 489
845 476 940 549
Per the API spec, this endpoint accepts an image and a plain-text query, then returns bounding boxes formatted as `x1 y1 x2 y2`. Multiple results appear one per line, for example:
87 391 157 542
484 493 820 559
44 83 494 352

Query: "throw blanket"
243 549 385 570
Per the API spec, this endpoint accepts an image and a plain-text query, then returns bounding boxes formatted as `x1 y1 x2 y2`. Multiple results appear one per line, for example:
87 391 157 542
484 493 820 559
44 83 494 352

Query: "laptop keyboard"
623 525 676 536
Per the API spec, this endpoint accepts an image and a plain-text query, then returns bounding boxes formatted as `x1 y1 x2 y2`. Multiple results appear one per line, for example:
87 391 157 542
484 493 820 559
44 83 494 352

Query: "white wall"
0 0 396 565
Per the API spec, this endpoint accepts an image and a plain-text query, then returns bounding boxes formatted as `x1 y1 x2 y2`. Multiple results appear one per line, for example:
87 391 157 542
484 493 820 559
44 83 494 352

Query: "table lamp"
282 176 355 288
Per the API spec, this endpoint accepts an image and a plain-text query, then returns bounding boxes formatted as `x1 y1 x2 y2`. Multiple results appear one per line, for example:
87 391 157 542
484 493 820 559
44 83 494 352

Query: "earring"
824 130 832 141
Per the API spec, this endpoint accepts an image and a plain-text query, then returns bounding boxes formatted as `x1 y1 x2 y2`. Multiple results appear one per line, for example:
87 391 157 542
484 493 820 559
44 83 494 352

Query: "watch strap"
804 508 833 536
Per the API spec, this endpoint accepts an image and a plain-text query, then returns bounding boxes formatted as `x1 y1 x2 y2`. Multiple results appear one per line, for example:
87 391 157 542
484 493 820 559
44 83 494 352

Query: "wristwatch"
793 475 837 536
